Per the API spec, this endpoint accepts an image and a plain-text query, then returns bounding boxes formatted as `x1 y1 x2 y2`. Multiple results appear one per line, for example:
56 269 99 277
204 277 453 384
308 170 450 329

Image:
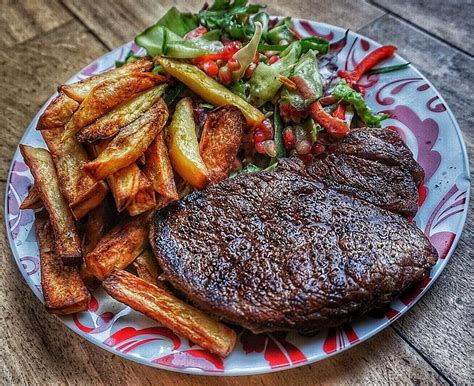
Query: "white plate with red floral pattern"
5 18 470 375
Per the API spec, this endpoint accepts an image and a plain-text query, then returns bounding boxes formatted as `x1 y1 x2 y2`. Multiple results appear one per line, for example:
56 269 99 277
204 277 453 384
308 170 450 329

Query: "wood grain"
0 0 72 47
0 1 472 384
360 15 473 385
61 0 384 49
371 0 474 55
0 20 106 181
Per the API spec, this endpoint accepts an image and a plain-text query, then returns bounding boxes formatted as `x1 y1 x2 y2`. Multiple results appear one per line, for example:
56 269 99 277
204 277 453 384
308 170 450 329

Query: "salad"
120 0 408 171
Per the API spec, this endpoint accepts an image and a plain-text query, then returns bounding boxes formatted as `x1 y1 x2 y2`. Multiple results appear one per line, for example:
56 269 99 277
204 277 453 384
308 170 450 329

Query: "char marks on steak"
151 159 437 333
308 153 419 217
307 127 423 217
331 127 425 186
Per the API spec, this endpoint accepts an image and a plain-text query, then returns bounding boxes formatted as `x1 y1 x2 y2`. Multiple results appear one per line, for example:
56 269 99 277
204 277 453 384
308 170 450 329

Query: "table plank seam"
391 326 454 385
58 0 111 50
367 0 474 58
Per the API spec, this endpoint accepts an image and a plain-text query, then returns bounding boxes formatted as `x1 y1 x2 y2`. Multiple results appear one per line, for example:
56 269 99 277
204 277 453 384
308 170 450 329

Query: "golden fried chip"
127 172 156 216
144 129 178 202
77 84 167 143
103 268 237 358
60 57 154 102
37 93 79 130
20 145 82 265
35 211 90 314
80 202 115 290
83 99 168 180
85 214 149 280
20 185 42 209
41 126 108 220
133 248 162 286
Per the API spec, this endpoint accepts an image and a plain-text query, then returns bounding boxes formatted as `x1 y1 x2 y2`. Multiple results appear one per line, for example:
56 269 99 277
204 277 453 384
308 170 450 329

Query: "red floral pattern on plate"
4 18 469 375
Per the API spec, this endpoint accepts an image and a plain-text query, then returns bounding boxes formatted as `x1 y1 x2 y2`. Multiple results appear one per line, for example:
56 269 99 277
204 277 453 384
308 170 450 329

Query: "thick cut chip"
199 106 245 183
85 214 149 280
41 128 108 220
127 171 156 216
83 99 169 180
60 57 154 102
37 93 80 130
109 163 142 212
36 212 90 314
144 129 178 201
20 185 43 209
77 85 167 143
103 268 237 358
73 72 166 130
80 202 115 290
91 141 141 212
133 248 162 286
20 145 82 265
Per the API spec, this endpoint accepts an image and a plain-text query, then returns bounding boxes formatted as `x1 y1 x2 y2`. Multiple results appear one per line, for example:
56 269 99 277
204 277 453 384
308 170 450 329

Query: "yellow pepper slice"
157 57 265 127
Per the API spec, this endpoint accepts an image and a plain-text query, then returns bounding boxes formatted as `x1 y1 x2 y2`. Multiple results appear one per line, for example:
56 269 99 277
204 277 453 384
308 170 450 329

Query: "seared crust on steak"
151 160 437 333
331 128 425 186
307 153 419 217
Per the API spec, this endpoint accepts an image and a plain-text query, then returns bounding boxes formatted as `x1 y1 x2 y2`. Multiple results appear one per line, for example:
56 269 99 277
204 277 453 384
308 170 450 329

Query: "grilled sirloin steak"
151 160 437 333
331 128 425 186
307 153 419 217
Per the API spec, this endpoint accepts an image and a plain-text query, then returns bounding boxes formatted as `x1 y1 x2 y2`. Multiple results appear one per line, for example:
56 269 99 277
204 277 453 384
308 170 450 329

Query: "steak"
331 128 425 186
307 153 419 217
151 160 437 333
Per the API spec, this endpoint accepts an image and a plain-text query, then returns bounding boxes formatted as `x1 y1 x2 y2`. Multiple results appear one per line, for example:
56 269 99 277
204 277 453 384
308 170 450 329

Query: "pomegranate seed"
263 140 277 157
224 41 242 55
253 129 266 143
245 63 257 79
268 55 279 65
255 141 266 154
201 60 219 77
218 65 232 85
216 59 226 67
258 119 273 139
283 127 295 148
227 57 241 72
312 143 326 156
253 52 260 64
295 139 311 155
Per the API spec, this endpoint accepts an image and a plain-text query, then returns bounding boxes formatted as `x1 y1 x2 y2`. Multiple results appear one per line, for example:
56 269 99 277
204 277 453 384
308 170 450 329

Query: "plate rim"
4 16 471 376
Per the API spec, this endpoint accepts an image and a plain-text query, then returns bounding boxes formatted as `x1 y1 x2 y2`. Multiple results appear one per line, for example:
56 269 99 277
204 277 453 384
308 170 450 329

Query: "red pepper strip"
193 41 242 64
310 101 349 138
339 45 397 86
193 52 231 63
332 103 346 120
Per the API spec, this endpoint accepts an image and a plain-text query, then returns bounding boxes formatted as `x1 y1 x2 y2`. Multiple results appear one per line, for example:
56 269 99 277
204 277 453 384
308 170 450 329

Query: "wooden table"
0 1 472 384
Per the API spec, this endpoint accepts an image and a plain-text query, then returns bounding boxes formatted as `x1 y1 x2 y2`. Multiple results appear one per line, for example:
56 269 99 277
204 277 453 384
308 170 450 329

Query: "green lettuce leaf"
332 80 389 127
155 7 198 37
249 41 302 106
231 21 262 82
280 49 322 110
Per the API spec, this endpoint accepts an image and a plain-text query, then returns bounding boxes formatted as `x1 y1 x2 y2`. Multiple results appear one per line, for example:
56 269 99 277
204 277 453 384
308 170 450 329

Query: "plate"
5 18 470 376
